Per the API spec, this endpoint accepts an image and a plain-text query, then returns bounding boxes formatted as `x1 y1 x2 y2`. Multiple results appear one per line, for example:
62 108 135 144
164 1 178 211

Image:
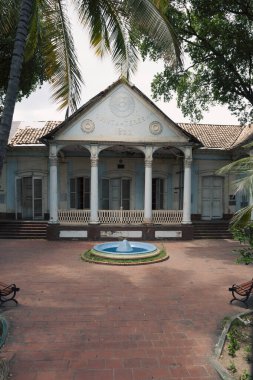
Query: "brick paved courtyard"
0 238 252 380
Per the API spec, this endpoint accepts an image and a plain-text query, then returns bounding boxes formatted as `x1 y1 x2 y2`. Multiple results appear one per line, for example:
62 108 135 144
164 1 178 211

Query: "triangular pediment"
44 80 195 145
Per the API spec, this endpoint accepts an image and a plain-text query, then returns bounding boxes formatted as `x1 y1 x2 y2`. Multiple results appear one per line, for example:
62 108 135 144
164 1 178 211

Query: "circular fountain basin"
93 240 160 260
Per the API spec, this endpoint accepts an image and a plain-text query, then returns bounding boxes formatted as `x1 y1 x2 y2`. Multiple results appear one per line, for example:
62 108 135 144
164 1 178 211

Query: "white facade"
0 80 249 232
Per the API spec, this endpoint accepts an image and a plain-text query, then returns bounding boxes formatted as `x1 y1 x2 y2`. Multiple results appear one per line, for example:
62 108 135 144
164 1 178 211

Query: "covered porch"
48 144 193 220
47 142 194 240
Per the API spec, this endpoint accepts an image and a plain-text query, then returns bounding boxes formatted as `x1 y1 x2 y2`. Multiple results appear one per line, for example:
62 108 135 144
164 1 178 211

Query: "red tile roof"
9 121 60 146
178 123 250 150
9 121 253 150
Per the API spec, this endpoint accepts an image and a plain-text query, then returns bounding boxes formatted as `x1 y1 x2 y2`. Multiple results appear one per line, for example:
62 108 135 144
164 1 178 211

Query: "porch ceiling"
59 144 184 158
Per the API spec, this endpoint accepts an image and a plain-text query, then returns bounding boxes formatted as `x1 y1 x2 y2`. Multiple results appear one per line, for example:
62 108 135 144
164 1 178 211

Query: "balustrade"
58 209 183 225
58 209 90 224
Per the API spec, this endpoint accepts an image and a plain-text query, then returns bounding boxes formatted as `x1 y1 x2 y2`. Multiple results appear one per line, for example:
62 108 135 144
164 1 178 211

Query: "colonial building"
1 79 252 240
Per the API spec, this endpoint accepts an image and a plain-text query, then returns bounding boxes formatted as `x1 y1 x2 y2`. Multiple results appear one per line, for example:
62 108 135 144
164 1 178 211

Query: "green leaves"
0 0 47 108
42 0 83 113
0 0 83 114
148 0 253 123
126 0 181 66
217 151 253 228
1 0 181 115
76 0 181 79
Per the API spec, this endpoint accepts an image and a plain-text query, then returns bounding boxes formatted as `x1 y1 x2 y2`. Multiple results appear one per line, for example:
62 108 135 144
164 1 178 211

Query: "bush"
231 225 253 265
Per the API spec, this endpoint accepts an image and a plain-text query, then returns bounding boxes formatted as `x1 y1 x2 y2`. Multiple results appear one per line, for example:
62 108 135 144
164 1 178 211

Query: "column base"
182 221 192 225
89 221 100 225
143 218 153 224
48 220 59 225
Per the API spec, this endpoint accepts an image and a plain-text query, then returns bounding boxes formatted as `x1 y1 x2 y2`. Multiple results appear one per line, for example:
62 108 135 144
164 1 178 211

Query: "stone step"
193 221 233 239
0 221 47 239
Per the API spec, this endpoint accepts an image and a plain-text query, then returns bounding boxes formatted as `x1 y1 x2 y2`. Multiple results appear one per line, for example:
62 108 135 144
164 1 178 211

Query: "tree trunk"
0 0 34 174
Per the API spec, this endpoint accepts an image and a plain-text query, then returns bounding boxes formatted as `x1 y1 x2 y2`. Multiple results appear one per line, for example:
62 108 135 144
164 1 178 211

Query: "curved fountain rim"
93 241 157 256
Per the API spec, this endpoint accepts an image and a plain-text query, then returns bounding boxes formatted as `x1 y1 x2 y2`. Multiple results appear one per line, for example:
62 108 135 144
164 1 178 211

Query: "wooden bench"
0 282 20 305
229 279 253 308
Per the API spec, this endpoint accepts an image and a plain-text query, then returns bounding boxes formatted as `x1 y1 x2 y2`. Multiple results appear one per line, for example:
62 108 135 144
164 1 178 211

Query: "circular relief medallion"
81 119 95 133
109 91 135 118
149 121 163 135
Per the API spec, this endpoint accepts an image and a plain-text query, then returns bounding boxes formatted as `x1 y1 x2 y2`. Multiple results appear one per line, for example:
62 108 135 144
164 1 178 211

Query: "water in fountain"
93 239 159 258
116 239 133 253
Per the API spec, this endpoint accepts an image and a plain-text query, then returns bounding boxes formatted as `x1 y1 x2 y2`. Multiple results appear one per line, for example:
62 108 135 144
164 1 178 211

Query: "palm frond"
75 0 110 56
217 156 253 175
42 0 83 113
125 0 182 67
76 0 139 77
230 205 253 227
102 1 139 77
233 172 253 195
76 0 180 77
217 156 253 195
241 141 253 150
24 0 41 62
0 0 19 35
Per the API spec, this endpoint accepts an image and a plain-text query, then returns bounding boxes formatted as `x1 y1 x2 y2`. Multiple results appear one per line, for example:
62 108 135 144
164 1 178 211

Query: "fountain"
92 239 160 260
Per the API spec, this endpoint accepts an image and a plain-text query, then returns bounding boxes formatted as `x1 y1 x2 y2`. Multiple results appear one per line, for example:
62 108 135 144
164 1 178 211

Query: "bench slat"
0 281 20 305
229 279 253 307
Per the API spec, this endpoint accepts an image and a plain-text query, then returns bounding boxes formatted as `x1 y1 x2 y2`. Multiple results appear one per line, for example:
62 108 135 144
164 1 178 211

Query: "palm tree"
0 0 82 172
0 0 34 172
0 0 181 174
218 146 253 227
218 146 253 265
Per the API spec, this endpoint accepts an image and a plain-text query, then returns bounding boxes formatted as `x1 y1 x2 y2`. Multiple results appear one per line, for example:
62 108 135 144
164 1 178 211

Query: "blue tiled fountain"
93 239 160 260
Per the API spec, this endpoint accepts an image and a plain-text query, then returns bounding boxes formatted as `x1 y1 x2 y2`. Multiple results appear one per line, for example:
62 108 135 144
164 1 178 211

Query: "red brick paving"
0 238 252 379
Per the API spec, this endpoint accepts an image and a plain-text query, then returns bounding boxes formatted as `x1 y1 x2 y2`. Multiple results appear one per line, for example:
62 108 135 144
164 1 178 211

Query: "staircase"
0 221 48 239
193 220 233 239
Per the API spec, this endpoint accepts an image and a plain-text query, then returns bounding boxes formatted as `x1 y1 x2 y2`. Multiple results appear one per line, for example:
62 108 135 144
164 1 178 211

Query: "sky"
13 11 239 125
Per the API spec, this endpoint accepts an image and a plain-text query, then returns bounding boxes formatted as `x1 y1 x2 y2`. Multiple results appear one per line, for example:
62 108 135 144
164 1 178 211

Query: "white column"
144 146 153 224
89 146 99 224
49 145 58 224
182 147 192 224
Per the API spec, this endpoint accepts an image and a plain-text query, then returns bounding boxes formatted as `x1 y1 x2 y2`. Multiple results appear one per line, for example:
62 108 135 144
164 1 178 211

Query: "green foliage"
227 360 237 374
143 0 253 123
0 0 48 115
231 226 253 265
0 0 180 117
227 329 240 357
240 370 252 380
244 345 252 363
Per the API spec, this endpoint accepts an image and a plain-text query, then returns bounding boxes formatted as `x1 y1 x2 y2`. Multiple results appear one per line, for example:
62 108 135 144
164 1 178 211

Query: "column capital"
49 143 58 155
49 156 58 166
90 145 99 167
145 159 152 168
180 146 192 159
184 157 192 168
145 145 153 160
90 144 98 157
91 157 98 167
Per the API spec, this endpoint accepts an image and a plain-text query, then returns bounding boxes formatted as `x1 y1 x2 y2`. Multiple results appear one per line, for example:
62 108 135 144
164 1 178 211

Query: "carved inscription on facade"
118 128 132 136
97 115 147 127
